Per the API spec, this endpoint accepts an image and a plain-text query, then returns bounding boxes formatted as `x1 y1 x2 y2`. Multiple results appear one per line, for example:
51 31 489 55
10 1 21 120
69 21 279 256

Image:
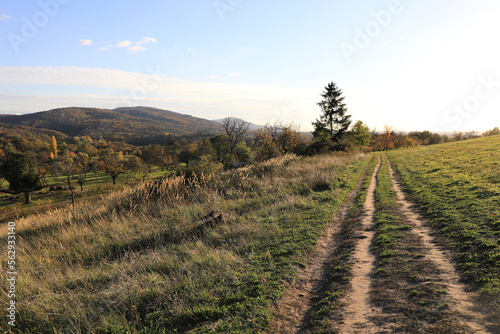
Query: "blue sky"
1 0 499 132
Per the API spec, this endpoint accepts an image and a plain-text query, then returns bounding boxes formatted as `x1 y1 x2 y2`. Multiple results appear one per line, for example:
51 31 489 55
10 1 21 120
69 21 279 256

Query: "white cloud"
129 45 147 52
116 40 131 47
207 75 219 79
137 37 157 45
0 14 10 20
83 37 157 51
79 39 93 46
228 73 244 77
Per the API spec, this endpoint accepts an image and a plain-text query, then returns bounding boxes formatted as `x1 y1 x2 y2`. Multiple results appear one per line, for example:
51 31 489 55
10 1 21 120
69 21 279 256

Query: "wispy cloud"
0 14 10 20
83 37 157 52
136 37 157 45
116 40 131 48
207 75 219 79
228 73 245 77
79 39 93 46
129 45 147 52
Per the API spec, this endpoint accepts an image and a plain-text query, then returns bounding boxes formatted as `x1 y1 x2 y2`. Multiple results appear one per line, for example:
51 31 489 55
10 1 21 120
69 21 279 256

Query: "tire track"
267 160 372 334
338 156 388 334
386 156 490 333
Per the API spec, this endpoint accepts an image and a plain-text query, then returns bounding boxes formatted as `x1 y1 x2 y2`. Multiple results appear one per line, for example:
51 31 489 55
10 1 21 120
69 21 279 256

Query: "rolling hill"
0 107 223 144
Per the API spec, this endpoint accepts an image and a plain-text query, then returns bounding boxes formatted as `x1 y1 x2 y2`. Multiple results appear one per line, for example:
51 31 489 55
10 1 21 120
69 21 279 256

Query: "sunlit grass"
0 152 370 333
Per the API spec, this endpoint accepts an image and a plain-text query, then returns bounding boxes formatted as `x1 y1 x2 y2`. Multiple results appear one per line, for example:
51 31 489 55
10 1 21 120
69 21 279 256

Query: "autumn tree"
313 82 352 144
52 157 80 207
254 122 306 161
0 152 43 204
141 144 163 172
483 127 500 137
222 118 250 153
73 153 93 191
372 125 396 151
97 154 127 184
50 136 58 159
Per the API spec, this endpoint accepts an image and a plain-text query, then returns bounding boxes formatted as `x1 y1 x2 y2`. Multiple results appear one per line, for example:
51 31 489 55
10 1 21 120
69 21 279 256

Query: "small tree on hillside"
222 118 250 153
0 152 43 204
313 82 352 144
97 154 127 184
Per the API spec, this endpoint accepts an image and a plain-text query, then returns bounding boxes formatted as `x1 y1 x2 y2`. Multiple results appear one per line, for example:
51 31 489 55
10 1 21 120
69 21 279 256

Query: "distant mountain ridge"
0 107 223 144
212 117 264 131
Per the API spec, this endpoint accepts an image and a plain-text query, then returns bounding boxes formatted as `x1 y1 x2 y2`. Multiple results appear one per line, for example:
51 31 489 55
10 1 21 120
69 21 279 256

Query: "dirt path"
266 161 372 334
337 156 389 334
386 157 490 333
268 155 491 333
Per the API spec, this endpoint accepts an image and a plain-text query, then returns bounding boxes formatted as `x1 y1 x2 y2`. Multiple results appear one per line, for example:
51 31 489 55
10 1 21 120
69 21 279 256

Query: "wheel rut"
268 155 491 333
386 156 490 333
266 160 372 334
338 156 388 334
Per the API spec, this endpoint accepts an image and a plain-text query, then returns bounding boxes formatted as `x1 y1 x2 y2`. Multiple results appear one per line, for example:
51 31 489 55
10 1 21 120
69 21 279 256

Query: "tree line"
1 82 498 205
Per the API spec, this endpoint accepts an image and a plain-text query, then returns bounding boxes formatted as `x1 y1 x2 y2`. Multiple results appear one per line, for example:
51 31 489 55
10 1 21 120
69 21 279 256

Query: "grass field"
0 153 370 333
2 135 500 333
0 168 170 222
388 135 500 319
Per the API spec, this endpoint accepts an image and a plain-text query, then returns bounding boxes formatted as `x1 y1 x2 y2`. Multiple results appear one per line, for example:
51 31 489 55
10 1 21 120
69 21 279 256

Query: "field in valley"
1 135 500 333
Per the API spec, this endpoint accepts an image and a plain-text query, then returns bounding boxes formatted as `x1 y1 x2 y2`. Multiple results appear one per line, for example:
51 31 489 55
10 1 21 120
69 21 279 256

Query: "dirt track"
269 155 491 333
386 157 488 333
266 159 371 333
337 156 387 333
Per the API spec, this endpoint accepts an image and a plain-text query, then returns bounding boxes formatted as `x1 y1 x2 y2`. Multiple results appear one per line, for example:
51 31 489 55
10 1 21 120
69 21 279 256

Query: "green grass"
0 153 370 333
387 135 500 323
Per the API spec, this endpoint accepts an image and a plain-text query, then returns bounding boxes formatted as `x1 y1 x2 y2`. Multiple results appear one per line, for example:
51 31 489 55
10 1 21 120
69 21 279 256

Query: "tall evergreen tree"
313 82 352 143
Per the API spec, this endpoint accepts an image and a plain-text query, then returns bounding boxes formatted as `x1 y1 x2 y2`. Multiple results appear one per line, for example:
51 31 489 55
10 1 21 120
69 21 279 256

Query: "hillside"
0 153 370 333
0 123 68 143
0 107 223 144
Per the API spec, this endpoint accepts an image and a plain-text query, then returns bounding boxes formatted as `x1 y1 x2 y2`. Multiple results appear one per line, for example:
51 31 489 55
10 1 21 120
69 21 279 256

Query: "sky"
1 0 500 133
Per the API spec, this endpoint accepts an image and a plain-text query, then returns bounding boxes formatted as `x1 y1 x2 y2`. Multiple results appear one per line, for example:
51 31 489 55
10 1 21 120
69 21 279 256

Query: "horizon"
1 1 500 132
0 105 494 136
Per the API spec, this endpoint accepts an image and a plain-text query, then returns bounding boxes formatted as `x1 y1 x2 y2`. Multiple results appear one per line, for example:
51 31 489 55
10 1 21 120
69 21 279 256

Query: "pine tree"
313 82 352 143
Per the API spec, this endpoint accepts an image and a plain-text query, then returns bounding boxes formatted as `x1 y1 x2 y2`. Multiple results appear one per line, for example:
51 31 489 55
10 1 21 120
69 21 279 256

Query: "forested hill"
0 107 223 144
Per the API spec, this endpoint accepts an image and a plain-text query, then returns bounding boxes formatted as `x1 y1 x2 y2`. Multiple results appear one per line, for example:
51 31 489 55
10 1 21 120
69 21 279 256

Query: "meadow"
0 152 370 333
0 167 170 223
2 135 500 333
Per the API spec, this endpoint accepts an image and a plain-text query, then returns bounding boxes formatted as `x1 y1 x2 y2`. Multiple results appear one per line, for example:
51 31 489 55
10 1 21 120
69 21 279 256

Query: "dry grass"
0 152 370 333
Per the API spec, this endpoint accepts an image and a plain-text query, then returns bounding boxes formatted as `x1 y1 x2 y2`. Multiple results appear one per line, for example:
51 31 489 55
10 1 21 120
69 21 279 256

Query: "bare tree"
222 117 250 153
